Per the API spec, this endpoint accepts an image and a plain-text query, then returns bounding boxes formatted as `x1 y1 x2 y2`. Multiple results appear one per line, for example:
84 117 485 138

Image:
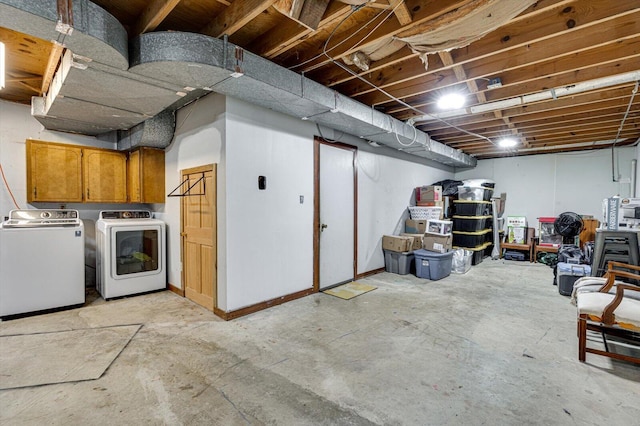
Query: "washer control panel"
99 210 152 220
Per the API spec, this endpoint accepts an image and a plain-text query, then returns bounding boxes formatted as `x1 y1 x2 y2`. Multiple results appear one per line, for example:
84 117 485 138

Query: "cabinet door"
26 140 83 202
127 147 165 203
140 148 165 203
83 148 127 203
127 150 142 203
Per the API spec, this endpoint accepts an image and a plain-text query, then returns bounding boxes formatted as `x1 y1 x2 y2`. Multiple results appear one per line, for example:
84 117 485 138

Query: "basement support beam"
133 0 182 35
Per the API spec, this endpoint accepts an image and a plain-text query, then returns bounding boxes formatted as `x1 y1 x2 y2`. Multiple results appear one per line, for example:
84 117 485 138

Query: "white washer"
96 210 166 299
0 209 85 317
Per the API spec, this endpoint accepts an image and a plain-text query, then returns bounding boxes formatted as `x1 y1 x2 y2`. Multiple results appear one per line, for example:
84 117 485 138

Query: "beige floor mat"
0 324 141 390
323 282 377 300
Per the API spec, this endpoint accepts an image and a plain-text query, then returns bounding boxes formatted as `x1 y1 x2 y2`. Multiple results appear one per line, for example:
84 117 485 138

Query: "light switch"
300 195 304 204
258 176 266 190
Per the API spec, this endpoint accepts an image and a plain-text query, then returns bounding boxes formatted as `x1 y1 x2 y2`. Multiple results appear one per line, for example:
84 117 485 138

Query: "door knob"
320 223 328 232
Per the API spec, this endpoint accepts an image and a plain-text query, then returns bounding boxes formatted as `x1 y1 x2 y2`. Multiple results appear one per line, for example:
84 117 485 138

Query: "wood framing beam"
274 0 331 30
315 0 638 91
250 3 352 58
133 0 182 35
40 42 64 95
388 0 412 25
200 0 277 38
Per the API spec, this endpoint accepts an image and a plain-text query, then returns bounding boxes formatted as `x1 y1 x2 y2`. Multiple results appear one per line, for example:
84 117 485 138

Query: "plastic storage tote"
383 249 414 275
457 186 494 201
557 262 591 296
413 249 454 280
452 215 493 232
453 200 492 216
453 229 493 247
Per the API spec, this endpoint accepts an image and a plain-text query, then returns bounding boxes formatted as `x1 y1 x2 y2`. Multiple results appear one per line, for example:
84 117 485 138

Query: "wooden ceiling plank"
133 0 182 35
274 0 331 30
288 0 473 72
315 0 638 92
382 51 640 117
250 3 352 58
40 42 64 95
388 0 412 26
200 0 278 38
350 14 640 107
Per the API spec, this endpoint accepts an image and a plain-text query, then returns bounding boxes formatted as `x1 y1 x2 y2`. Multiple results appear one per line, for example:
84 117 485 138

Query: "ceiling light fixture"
0 42 5 90
437 93 466 110
498 137 518 148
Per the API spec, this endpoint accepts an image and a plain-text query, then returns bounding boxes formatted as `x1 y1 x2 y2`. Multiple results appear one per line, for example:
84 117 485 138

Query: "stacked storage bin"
452 185 494 265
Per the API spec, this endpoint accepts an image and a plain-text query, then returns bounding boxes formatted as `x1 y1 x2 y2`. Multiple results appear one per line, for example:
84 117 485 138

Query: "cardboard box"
427 219 452 235
606 197 620 230
416 200 445 208
422 232 453 253
507 216 527 227
400 233 423 251
507 226 526 244
382 235 413 253
416 185 442 203
405 219 428 234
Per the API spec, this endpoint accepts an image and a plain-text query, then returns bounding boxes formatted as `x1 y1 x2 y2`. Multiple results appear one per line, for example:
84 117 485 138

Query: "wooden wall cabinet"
83 148 127 203
26 140 83 203
26 140 165 204
127 147 165 203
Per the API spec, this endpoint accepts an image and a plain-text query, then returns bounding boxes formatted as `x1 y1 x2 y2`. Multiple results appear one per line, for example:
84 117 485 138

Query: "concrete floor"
1 260 638 425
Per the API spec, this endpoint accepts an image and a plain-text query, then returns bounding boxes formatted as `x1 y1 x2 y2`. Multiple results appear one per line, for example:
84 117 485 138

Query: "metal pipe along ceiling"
0 0 476 168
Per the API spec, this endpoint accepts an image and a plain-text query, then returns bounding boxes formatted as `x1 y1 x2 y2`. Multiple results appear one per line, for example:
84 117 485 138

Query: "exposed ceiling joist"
200 0 278 38
133 0 182 35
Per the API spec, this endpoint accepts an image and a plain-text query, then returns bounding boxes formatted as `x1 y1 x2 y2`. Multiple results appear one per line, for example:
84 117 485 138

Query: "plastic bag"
451 248 472 274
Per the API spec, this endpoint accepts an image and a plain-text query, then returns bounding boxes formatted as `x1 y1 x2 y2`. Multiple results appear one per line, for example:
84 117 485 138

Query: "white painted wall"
0 100 116 218
160 93 226 302
357 151 452 273
455 147 640 231
1 96 456 313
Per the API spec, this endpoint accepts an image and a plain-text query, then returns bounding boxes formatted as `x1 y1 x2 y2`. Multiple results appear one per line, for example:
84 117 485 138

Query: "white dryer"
96 210 166 299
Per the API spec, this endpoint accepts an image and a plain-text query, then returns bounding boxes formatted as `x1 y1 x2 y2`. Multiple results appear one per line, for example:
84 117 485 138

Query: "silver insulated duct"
0 0 476 168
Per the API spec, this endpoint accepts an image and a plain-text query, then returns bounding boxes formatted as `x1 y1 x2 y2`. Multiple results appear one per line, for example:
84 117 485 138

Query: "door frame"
313 137 358 291
180 163 217 310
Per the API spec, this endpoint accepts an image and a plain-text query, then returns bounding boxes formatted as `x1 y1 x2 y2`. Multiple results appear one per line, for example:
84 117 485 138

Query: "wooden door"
181 165 216 310
26 139 83 202
83 148 127 203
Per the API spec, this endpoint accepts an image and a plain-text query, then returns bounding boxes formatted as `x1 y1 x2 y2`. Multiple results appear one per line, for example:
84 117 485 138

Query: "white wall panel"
357 151 452 273
455 148 637 231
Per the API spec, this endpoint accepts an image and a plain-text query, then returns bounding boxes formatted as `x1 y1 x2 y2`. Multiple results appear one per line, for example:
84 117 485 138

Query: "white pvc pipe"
632 159 637 197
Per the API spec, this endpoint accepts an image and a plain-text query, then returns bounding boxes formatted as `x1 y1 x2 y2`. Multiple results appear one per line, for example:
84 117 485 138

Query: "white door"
319 143 355 289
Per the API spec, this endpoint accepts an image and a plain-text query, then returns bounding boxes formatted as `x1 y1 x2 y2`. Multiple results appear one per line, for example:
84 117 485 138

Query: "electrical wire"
0 163 21 210
611 80 639 181
316 3 499 149
315 123 345 143
288 3 388 71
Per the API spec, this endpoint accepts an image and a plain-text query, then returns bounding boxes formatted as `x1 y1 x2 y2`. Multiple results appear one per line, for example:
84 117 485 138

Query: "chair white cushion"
571 277 640 305
577 291 640 329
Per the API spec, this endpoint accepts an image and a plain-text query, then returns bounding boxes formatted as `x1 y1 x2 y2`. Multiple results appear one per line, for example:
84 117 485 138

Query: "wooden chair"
576 267 640 365
571 261 640 304
501 227 535 262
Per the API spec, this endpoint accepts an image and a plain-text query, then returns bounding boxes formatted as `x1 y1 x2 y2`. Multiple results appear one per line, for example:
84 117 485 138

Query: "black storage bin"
452 215 492 232
453 200 492 216
453 229 493 248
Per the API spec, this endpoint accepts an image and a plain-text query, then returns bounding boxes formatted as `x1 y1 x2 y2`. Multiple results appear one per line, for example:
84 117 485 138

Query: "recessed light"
437 93 466 110
498 137 518 148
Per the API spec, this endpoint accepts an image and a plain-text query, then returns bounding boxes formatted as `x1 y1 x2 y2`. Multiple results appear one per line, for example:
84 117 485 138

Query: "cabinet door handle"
87 189 90 199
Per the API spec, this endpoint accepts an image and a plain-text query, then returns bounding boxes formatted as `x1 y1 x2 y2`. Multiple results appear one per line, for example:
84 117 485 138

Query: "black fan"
554 212 584 244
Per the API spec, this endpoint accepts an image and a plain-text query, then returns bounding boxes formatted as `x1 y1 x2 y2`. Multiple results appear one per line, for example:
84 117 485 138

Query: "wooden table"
501 242 534 262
